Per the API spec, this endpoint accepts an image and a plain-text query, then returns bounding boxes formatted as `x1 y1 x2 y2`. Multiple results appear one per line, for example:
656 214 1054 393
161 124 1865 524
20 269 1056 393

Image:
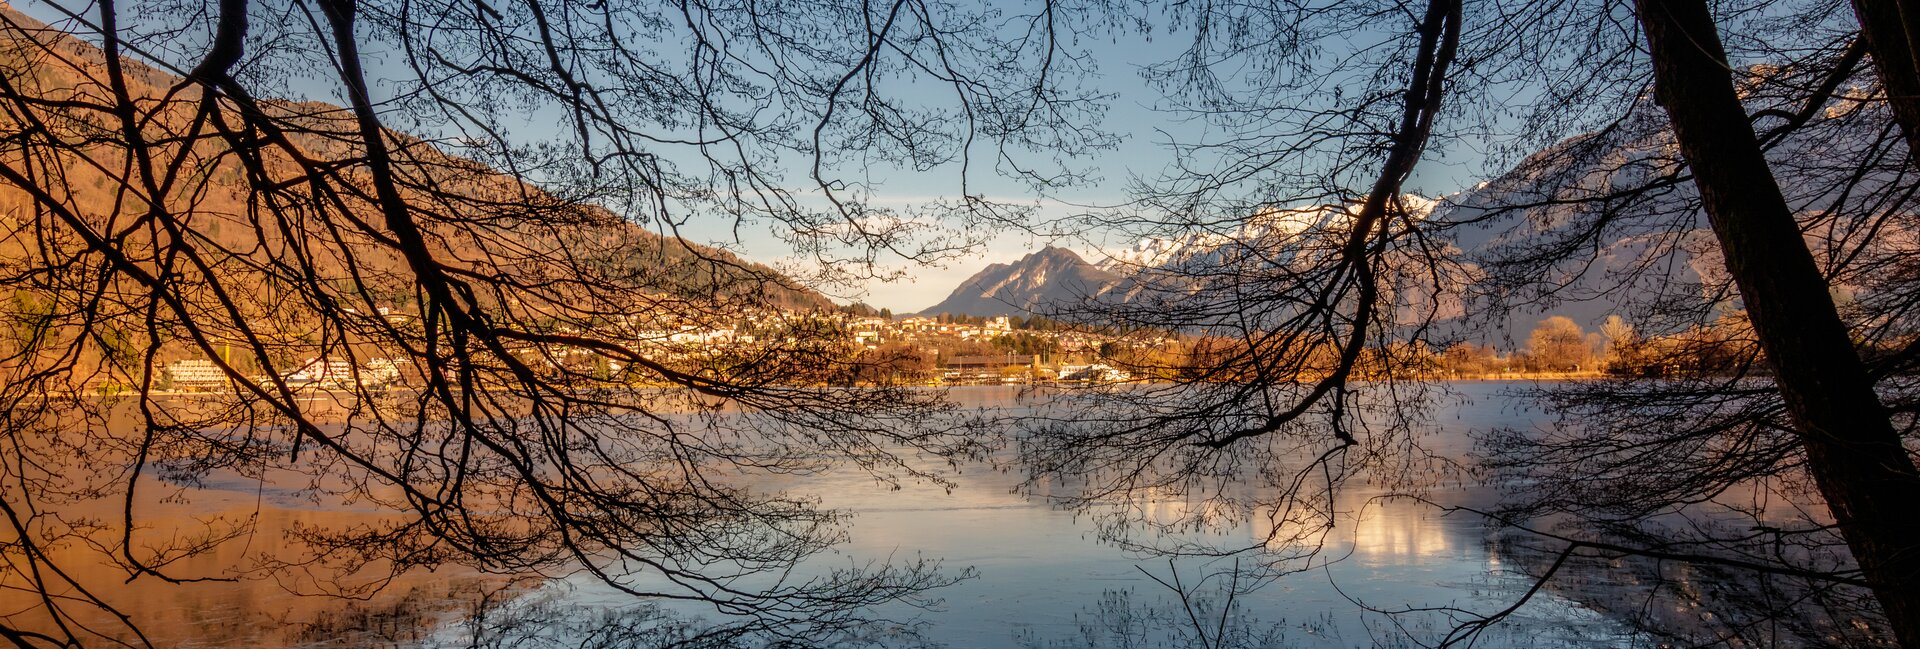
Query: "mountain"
0 3 834 313
917 246 1122 317
1095 197 1442 274
963 104 1872 340
926 180 1688 339
922 202 1443 321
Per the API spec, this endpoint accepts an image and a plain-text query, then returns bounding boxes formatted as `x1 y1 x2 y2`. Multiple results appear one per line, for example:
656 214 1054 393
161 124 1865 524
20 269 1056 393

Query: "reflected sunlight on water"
1347 498 1455 564
0 382 1664 648
0 487 507 648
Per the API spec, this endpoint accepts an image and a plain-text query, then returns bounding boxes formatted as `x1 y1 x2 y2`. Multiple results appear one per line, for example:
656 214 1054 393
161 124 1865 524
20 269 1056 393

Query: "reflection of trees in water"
1013 558 1605 649
1015 587 1294 649
1016 384 1470 568
1005 0 1920 637
0 0 1098 642
292 579 517 649
440 579 941 649
1493 521 1890 647
1475 377 1902 647
1011 426 1878 649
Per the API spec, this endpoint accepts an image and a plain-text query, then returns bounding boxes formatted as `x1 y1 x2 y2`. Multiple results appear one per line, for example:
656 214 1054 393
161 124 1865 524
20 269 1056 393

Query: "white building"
284 357 401 388
165 359 230 388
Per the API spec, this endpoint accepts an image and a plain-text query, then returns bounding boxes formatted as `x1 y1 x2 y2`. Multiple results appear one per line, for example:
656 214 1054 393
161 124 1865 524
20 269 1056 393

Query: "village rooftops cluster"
142 307 1176 392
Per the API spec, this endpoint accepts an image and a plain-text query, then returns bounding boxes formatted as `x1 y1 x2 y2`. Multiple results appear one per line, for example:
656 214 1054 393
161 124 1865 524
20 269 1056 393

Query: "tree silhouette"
1015 0 1920 643
0 0 1114 644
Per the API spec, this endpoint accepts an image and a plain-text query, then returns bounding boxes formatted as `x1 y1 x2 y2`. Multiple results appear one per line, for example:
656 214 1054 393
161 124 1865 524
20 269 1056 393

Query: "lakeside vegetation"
102 303 1863 394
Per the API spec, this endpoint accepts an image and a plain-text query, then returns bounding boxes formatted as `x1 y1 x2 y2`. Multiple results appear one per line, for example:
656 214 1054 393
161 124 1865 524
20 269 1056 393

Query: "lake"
0 382 1714 647
541 382 1640 648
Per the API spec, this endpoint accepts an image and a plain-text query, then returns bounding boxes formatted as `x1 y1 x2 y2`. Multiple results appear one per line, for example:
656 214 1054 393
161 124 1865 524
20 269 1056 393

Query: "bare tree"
0 0 1118 644
1614 0 1920 641
1521 316 1591 372
1014 0 1468 584
1016 0 1920 644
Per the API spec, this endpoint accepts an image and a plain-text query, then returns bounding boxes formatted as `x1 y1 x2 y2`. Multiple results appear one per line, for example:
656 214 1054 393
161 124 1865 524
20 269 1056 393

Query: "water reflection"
573 386 1635 647
0 485 509 648
1346 497 1456 565
0 383 1771 647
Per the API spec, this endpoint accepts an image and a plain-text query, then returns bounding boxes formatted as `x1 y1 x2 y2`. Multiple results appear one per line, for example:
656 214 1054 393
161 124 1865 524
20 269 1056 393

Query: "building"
284 357 402 389
943 354 1036 382
1061 363 1131 383
165 360 230 389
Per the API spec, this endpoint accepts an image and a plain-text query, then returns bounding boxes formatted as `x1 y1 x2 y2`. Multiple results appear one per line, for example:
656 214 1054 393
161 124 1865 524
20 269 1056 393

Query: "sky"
663 6 1496 313
681 19 1211 313
15 0 1496 313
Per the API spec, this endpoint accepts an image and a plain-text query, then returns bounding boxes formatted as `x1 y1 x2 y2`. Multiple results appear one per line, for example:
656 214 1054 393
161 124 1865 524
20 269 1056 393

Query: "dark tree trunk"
1637 0 1920 643
1851 0 1920 163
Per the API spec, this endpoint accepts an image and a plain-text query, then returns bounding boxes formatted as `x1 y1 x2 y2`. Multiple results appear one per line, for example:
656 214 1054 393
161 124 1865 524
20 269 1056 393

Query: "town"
153 307 1172 392
149 302 1739 394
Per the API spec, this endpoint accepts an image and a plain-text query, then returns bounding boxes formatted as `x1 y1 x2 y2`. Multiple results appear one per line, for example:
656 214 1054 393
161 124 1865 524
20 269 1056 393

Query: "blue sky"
17 0 1496 313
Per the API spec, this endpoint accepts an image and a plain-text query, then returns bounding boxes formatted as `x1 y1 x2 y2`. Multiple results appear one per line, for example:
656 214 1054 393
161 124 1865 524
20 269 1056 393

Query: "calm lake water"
512 382 1640 648
6 382 1655 647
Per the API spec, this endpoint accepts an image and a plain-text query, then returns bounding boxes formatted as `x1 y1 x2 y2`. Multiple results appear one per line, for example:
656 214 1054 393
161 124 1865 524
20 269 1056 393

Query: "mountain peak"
1031 245 1084 260
917 247 1119 317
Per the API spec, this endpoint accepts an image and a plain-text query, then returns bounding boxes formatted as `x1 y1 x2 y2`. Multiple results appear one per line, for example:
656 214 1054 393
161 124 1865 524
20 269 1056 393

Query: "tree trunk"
1851 0 1920 164
1637 0 1920 643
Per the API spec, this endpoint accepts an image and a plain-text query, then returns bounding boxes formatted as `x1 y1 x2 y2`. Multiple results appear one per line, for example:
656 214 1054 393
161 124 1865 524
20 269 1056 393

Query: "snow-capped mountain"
1095 196 1441 273
926 87 1911 338
921 198 1445 319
